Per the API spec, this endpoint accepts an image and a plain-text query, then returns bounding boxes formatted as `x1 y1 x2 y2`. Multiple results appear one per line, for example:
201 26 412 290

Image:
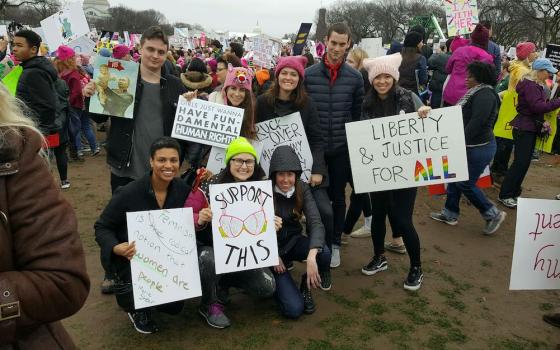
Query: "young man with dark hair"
304 22 365 268
480 20 502 77
12 29 58 135
84 25 188 294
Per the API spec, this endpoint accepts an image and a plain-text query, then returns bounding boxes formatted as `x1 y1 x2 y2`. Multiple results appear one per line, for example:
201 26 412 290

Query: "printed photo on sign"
255 113 313 182
40 2 90 50
89 57 139 119
209 180 279 274
171 97 244 148
127 208 202 309
346 106 469 193
206 141 264 175
510 198 560 290
68 35 96 55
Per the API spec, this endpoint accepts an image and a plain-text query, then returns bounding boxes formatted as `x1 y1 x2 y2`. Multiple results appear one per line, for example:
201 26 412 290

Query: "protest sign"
89 57 139 119
254 113 313 182
346 106 468 193
171 97 244 148
128 208 201 309
510 198 560 290
292 23 312 56
360 38 384 58
493 90 517 140
40 2 90 50
68 35 96 55
427 165 491 195
1 66 23 96
206 141 264 175
545 44 560 70
444 0 479 37
249 36 280 69
209 180 279 274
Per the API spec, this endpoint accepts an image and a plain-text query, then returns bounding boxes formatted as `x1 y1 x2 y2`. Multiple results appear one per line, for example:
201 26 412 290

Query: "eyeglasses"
231 158 255 168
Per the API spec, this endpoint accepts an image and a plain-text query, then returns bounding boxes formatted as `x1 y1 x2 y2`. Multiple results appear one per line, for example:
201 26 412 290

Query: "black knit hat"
403 31 423 48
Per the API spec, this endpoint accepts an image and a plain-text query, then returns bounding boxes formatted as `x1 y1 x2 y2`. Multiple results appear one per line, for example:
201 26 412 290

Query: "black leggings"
369 188 421 267
343 190 372 234
51 143 68 182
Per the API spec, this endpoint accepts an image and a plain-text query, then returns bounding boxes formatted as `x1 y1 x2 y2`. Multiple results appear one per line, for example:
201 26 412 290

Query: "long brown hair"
264 73 308 109
225 87 257 140
272 175 304 220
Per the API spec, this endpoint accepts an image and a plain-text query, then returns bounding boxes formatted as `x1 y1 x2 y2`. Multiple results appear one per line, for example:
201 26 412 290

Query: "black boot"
300 274 316 314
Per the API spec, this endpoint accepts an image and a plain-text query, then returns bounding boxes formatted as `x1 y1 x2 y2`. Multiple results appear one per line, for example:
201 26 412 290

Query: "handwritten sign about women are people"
255 113 313 182
444 0 479 37
346 106 468 193
171 97 244 148
510 198 560 290
127 208 201 309
209 180 279 274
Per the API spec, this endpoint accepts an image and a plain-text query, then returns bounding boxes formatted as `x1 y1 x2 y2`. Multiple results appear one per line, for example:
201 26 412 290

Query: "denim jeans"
273 236 331 319
443 139 500 221
70 108 97 152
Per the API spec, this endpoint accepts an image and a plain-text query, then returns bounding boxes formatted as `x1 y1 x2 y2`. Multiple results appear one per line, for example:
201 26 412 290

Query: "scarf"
323 55 343 86
457 84 493 107
275 185 295 199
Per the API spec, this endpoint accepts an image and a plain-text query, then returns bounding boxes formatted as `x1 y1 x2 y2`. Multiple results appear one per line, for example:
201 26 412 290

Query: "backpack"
52 79 70 133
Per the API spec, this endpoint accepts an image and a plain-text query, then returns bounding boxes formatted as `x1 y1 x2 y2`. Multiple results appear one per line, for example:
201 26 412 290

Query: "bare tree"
92 6 169 34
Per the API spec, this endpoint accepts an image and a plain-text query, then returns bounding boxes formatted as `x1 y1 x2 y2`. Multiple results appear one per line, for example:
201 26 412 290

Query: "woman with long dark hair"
398 31 428 96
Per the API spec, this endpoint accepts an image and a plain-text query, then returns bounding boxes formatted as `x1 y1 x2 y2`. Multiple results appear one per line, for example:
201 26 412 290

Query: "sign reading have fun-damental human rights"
346 106 468 193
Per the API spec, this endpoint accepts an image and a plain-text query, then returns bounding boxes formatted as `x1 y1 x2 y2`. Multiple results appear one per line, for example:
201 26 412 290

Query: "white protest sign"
206 141 264 175
40 2 90 50
254 113 313 182
127 208 201 309
444 0 479 37
360 38 384 58
510 198 560 290
346 106 468 193
209 180 279 274
67 35 96 55
171 97 244 148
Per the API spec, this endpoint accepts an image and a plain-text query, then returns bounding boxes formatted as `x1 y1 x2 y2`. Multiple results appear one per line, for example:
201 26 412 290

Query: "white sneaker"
330 245 341 268
350 226 371 238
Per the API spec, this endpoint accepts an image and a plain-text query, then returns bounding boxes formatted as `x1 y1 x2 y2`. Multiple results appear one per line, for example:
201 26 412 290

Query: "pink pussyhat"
56 45 75 61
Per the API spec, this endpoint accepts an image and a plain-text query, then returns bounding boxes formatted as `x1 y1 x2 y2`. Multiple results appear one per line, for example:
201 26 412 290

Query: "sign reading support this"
346 106 468 193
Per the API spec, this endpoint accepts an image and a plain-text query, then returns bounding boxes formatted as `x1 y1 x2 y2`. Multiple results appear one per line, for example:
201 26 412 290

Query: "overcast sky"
108 0 337 37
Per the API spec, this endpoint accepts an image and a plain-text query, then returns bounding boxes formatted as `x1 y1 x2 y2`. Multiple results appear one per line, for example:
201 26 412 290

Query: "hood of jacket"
21 56 58 81
269 146 301 175
181 71 213 90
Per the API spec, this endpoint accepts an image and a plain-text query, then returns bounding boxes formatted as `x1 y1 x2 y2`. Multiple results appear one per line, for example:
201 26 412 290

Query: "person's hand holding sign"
83 81 96 98
113 241 136 260
274 216 283 232
198 207 213 226
274 257 286 274
417 106 432 119
183 89 198 102
309 174 323 187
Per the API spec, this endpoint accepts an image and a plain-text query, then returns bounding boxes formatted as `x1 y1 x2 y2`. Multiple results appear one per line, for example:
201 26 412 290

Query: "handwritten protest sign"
171 97 244 148
360 38 384 58
510 198 560 290
128 208 201 309
346 106 468 193
545 44 560 70
68 35 96 55
254 113 313 182
444 0 479 37
89 57 138 118
249 36 280 69
40 2 90 50
206 141 264 174
209 180 279 274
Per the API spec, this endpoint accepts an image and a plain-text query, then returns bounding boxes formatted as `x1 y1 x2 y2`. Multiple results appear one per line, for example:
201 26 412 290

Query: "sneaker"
361 255 388 276
300 274 316 314
92 147 101 156
285 260 295 271
483 211 506 235
330 245 341 268
198 303 231 329
100 278 115 294
384 241 407 254
60 180 71 189
498 197 517 208
430 212 458 225
81 146 91 153
350 226 372 238
403 266 424 291
127 310 158 334
319 270 332 291
543 313 560 328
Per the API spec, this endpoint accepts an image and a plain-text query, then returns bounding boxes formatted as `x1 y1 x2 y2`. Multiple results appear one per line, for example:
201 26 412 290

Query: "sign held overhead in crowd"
545 44 560 70
40 2 90 50
443 0 479 37
292 23 312 56
359 38 384 58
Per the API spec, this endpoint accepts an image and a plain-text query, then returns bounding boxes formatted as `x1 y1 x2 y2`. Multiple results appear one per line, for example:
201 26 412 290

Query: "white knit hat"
362 53 403 83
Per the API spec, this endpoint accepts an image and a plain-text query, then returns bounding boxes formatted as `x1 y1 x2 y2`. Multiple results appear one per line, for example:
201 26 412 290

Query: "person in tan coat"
0 85 90 349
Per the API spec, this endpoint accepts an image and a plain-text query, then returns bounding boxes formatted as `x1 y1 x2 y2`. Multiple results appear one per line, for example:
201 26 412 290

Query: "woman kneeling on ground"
269 146 331 318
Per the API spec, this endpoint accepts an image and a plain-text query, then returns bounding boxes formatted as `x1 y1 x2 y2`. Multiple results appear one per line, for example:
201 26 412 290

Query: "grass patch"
481 260 493 267
436 271 473 292
366 303 388 316
438 289 466 311
424 334 448 350
366 319 405 335
447 328 468 343
539 303 554 311
480 286 491 293
359 288 378 300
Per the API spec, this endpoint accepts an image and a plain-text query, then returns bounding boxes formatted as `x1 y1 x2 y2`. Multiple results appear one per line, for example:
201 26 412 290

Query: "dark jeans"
491 137 514 176
343 189 372 234
273 236 331 319
111 172 134 194
431 90 443 109
311 187 334 251
443 140 500 220
326 152 351 246
370 188 421 267
219 267 275 299
51 143 68 182
197 246 224 307
500 130 537 199
69 108 97 152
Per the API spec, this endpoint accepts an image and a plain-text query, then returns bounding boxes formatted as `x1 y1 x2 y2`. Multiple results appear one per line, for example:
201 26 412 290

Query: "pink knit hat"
222 64 253 100
112 44 130 60
56 45 75 61
362 53 403 83
275 56 307 79
516 42 536 60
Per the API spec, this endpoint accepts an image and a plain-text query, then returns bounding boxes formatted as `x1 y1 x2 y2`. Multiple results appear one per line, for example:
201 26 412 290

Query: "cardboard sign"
292 23 313 56
249 36 280 69
360 38 384 58
444 0 479 37
545 44 560 70
89 57 139 119
209 180 279 274
346 106 469 193
206 141 264 175
254 113 313 182
40 2 90 50
128 208 202 309
171 97 244 148
510 198 560 290
67 35 96 55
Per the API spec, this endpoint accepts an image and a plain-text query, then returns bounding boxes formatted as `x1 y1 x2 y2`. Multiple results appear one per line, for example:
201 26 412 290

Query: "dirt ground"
57 142 560 350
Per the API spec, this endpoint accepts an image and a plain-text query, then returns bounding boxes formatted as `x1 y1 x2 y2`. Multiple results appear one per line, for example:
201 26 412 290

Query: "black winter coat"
461 87 499 145
428 53 450 92
16 56 58 134
304 61 364 156
90 69 187 170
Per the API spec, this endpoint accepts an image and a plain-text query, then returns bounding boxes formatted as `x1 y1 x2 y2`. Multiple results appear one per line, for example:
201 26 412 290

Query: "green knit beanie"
224 137 258 165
